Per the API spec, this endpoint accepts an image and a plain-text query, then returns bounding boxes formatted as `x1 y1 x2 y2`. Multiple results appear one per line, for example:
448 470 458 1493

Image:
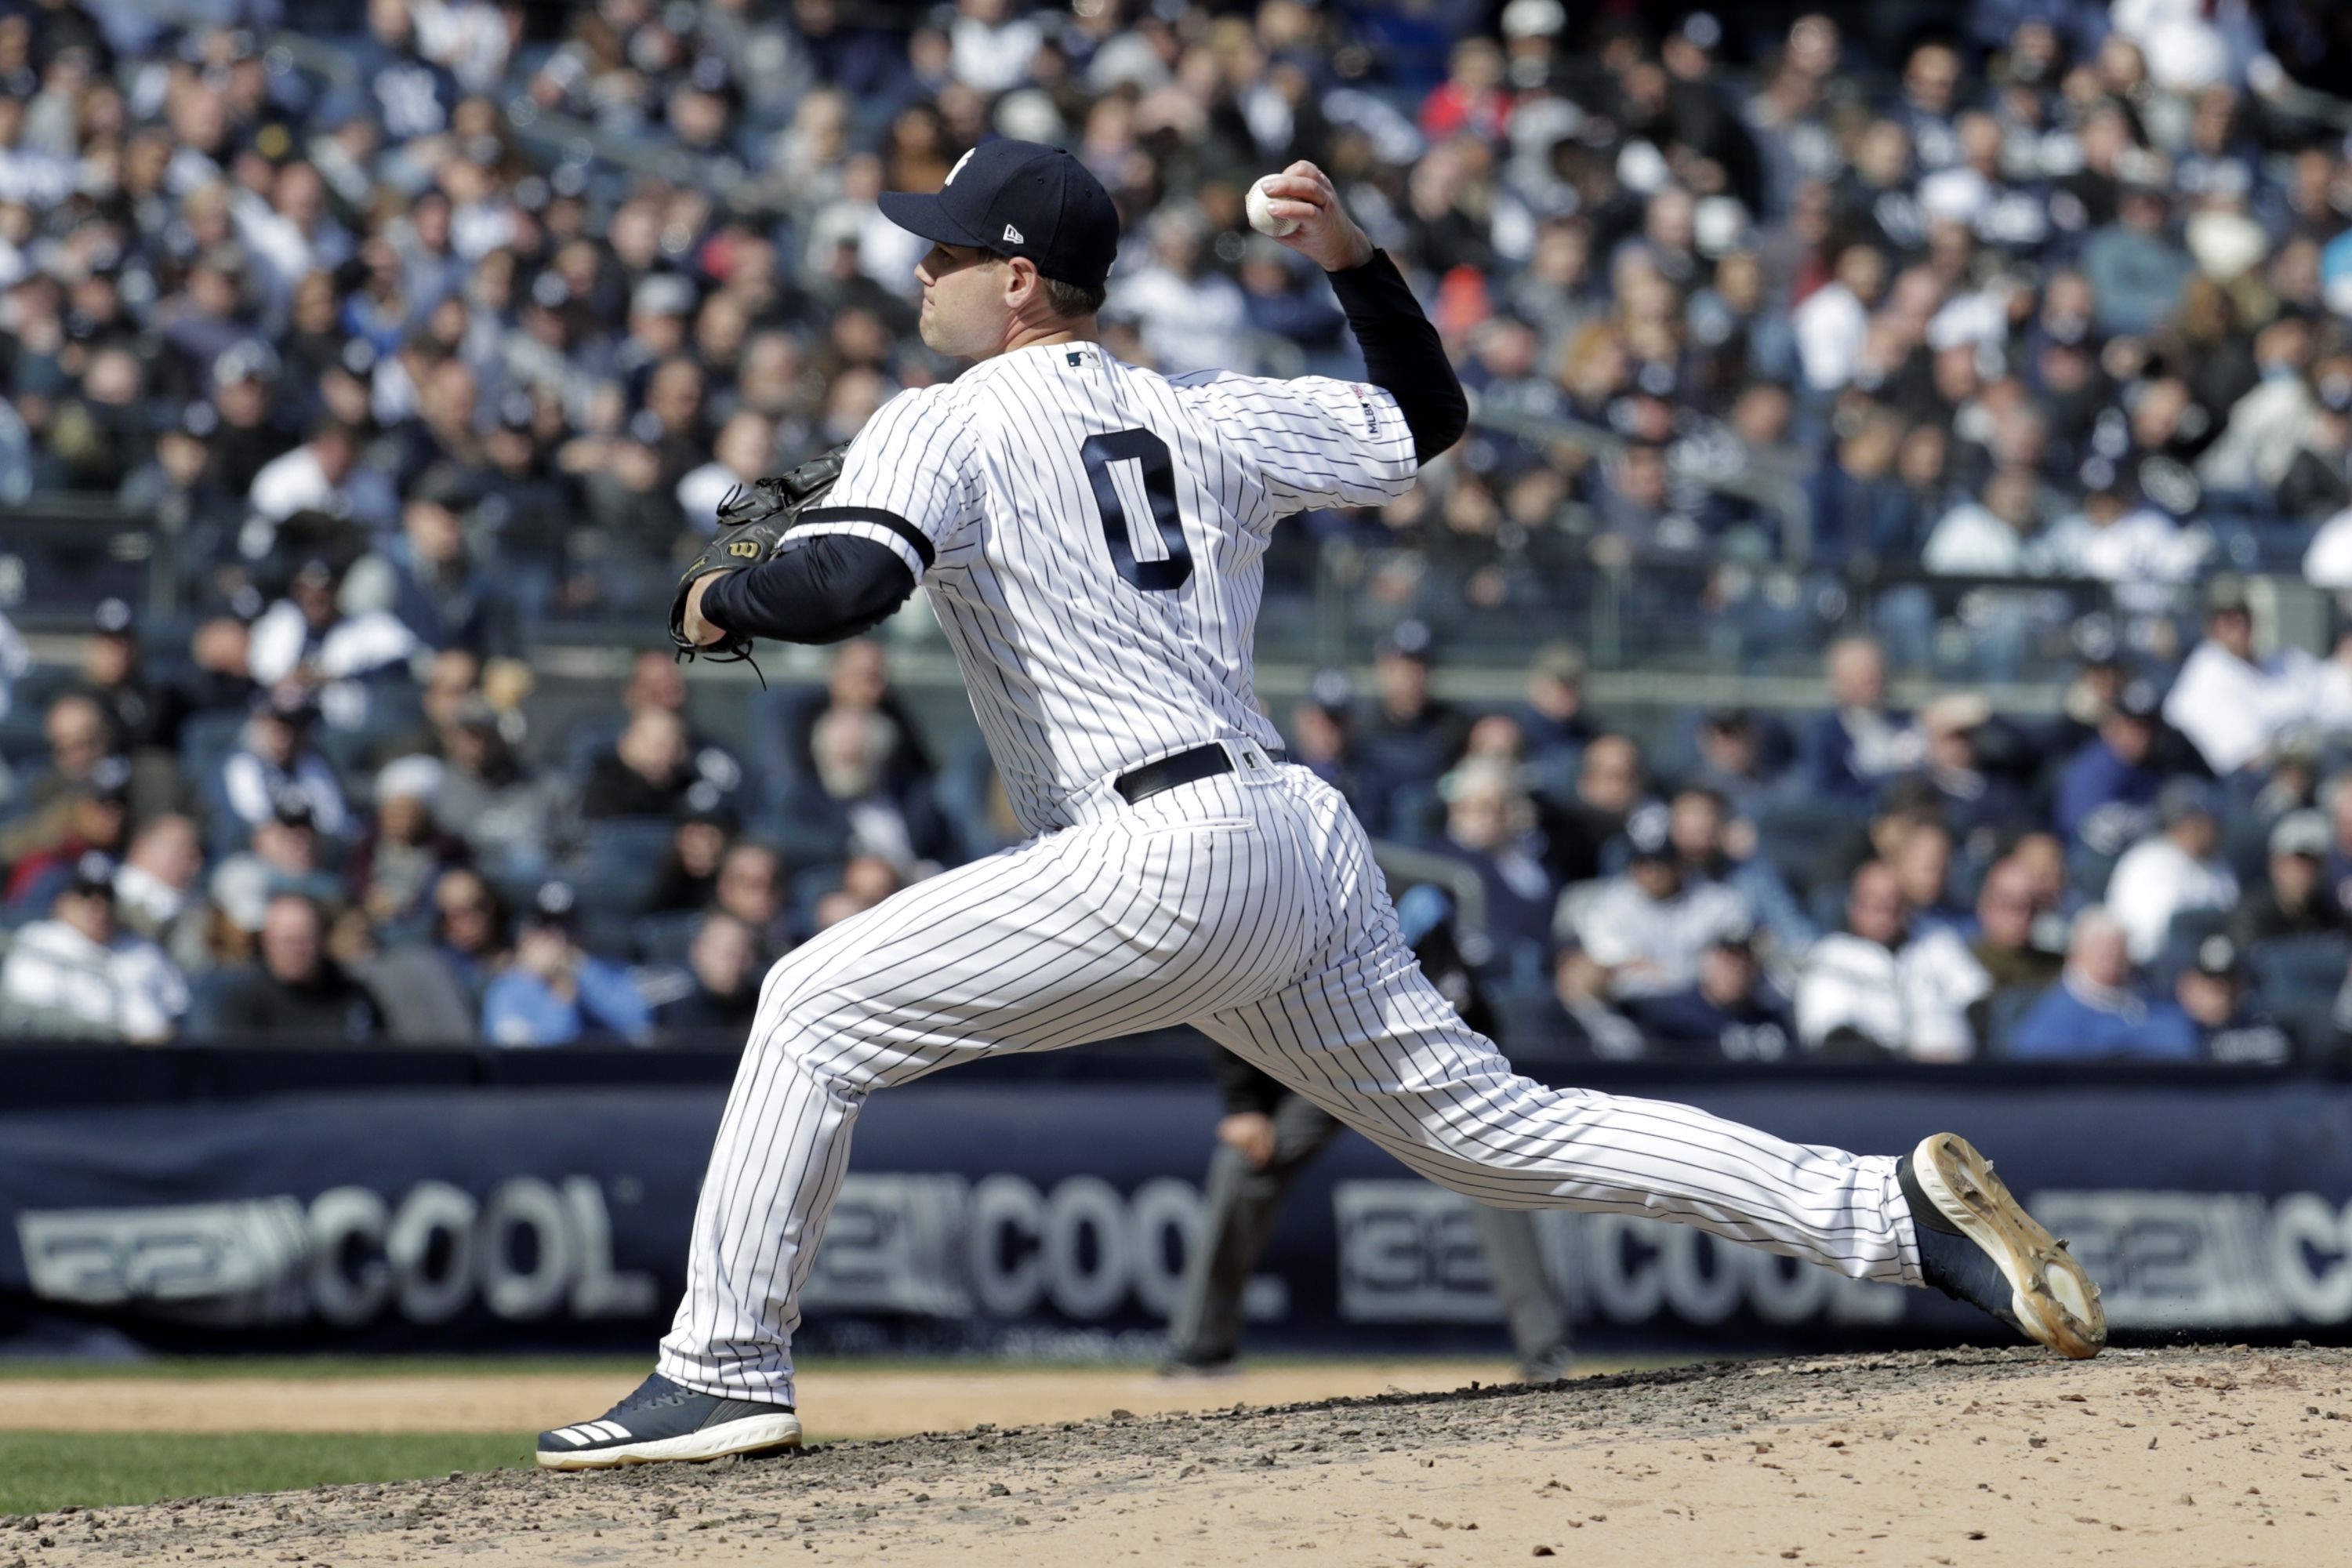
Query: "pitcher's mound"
24 1345 2350 1567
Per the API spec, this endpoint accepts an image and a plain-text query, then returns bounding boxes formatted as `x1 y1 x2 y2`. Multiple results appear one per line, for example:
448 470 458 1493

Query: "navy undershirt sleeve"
1325 248 1469 465
697 533 916 645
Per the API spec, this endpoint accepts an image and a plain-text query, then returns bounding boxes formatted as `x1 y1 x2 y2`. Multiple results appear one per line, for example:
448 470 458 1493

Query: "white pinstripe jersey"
789 344 1420 834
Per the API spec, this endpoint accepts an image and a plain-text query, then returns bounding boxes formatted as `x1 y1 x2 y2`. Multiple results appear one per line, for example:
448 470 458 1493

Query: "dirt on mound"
10 1345 2349 1568
0 1361 1525 1439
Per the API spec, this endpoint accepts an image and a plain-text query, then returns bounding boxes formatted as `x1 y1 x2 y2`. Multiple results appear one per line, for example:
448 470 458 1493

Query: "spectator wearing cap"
1620 921 1796 1061
1287 669 1387 815
1 734 136 908
1559 804 1752 1005
435 696 561 870
2006 907 2198 1061
207 791 345 939
645 793 741 915
196 337 298 502
1794 860 1987 1061
352 756 468 927
2046 627 2126 759
207 891 384 1042
2164 578 2307 776
481 880 655 1047
1516 641 1595 792
216 686 349 839
1355 622 1468 839
2233 810 2352 946
1679 707 1786 829
615 273 702 388
2029 475 2205 585
344 467 520 662
2054 681 2166 854
1911 694 2026 853
1425 757 1555 977
0 853 188 1043
246 557 420 732
2149 935 2294 1066
2105 779 2241 964
1797 637 1914 808
71 598 169 754
648 912 766 1037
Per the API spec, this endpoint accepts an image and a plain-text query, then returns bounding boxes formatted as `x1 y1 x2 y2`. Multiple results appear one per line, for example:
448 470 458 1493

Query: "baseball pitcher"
537 142 2103 1469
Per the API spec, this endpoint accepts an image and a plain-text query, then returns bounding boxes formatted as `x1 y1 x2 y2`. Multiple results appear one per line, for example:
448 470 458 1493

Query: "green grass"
0 1431 534 1515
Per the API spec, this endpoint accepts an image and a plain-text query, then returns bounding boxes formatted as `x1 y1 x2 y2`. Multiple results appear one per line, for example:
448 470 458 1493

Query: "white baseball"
1246 176 1299 238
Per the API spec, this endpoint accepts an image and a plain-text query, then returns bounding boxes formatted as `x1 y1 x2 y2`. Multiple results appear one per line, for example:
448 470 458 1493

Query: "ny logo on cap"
1002 223 1025 245
944 148 976 185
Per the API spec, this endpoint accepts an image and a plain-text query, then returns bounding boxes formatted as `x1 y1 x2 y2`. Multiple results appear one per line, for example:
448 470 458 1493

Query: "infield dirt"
6 1345 2346 1567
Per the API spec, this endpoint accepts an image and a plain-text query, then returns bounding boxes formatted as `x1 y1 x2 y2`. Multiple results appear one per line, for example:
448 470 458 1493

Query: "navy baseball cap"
878 140 1120 294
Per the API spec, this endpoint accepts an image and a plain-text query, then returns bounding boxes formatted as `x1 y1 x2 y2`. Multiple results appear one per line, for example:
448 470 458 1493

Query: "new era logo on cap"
1002 223 1025 245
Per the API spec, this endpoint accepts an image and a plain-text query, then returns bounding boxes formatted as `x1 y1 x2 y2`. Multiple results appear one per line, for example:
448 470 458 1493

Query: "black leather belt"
1114 742 1286 805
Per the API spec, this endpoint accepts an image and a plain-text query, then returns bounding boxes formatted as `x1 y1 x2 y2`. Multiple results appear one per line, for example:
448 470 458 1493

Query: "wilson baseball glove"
667 443 847 668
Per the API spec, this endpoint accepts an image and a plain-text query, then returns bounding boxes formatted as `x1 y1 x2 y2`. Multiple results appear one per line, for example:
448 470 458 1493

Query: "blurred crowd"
9 0 2352 621
10 578 2352 1065
0 604 953 1045
1323 596 2352 1067
9 0 2352 1056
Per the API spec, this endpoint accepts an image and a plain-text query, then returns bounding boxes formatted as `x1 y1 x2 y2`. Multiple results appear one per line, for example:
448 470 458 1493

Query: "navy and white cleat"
1900 1132 2106 1360
536 1372 803 1470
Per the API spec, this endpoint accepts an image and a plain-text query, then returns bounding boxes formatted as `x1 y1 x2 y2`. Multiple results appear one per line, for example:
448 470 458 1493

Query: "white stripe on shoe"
535 1411 804 1471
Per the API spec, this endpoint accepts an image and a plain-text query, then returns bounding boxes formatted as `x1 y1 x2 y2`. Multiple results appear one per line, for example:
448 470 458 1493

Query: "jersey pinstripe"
787 345 1418 834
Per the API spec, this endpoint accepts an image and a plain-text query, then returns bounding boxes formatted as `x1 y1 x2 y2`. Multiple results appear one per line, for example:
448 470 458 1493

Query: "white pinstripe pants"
657 754 1924 1402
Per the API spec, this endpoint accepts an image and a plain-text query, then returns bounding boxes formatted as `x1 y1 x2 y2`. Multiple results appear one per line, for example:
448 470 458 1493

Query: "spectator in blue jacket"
1798 637 1913 806
482 880 654 1047
1621 922 1795 1061
2053 681 2165 853
351 469 521 663
2145 936 2292 1066
2006 906 2198 1060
